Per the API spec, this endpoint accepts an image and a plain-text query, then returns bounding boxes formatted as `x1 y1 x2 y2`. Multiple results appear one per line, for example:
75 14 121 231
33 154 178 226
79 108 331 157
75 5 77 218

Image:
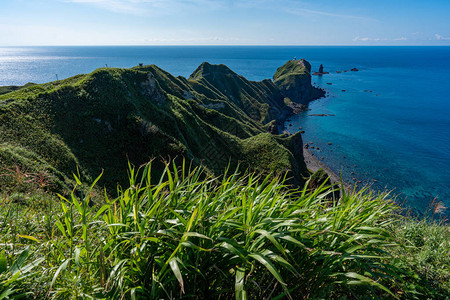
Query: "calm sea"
1 46 449 216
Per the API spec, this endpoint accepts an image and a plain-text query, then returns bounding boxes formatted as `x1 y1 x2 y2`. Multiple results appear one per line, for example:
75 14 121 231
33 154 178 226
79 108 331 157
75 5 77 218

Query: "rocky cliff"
0 60 322 193
274 59 325 104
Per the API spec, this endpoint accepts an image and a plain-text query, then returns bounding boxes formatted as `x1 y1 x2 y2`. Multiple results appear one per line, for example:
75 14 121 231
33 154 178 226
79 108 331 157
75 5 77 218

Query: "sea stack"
312 63 329 75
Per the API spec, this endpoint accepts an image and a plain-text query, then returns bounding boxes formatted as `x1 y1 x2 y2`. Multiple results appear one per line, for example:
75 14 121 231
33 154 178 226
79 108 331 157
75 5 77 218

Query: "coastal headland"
1 58 449 299
0 59 326 192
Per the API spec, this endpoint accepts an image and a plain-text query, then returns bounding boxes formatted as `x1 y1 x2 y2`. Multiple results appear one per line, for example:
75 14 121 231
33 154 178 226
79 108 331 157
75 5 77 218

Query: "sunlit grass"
0 161 448 299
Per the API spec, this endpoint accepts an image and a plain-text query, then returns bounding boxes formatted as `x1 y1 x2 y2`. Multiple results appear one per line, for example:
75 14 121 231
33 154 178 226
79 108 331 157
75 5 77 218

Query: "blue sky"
1 0 450 45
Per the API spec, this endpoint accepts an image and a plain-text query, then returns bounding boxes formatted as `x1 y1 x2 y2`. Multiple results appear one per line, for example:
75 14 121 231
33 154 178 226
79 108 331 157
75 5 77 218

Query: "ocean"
1 46 449 216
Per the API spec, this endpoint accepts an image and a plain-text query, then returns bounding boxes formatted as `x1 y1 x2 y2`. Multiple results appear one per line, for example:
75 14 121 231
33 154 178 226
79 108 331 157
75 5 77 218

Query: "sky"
1 0 450 46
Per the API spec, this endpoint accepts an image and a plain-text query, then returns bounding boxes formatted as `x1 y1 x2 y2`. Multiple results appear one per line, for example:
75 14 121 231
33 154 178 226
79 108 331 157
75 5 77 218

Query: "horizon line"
2 44 450 47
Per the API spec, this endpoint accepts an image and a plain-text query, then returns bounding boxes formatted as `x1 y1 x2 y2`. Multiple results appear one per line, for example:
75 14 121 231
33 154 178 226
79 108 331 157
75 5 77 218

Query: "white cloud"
65 0 232 14
435 34 450 40
353 36 376 41
288 8 374 21
65 0 173 14
353 36 408 42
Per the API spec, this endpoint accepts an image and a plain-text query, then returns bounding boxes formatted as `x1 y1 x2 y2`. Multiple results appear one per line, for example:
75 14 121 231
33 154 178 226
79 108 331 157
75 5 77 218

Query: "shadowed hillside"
0 60 324 192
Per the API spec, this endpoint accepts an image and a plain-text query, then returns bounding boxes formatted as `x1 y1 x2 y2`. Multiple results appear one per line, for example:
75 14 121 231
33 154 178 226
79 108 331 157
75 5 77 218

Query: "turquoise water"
1 46 449 216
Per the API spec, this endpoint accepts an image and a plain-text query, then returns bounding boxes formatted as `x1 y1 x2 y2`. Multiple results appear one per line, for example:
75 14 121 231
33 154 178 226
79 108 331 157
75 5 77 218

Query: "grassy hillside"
0 61 321 194
0 82 37 96
3 61 447 298
273 59 325 104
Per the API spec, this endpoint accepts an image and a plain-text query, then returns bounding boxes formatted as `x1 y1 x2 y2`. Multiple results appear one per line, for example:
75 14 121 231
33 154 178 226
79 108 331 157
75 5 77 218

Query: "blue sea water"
1 46 449 216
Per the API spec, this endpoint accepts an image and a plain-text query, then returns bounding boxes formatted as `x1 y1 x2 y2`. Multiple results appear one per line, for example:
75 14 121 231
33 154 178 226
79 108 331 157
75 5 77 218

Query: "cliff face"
273 59 325 104
188 62 286 124
0 60 320 192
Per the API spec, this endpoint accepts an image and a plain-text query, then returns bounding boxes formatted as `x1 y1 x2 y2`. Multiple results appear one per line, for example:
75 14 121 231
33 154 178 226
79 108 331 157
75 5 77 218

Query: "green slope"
273 59 325 104
0 60 322 193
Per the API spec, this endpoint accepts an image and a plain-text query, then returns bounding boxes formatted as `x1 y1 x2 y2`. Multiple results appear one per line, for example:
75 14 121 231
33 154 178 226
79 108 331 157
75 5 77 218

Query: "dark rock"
283 132 309 184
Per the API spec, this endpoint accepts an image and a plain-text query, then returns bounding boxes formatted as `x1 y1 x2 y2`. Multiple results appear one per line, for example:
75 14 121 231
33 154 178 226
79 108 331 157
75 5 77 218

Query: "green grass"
390 217 450 298
0 62 314 193
0 82 37 96
0 161 448 299
272 60 325 104
0 62 448 298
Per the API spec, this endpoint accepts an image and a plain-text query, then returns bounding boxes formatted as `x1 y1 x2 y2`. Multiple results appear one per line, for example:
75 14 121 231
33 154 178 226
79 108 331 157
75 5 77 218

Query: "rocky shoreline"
275 87 326 134
303 148 352 191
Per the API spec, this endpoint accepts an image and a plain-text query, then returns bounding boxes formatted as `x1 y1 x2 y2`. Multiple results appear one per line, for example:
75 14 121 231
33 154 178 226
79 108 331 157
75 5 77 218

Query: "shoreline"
303 147 353 191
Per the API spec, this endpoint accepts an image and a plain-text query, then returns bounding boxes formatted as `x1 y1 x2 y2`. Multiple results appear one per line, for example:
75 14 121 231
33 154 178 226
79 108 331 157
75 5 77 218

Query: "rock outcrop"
0 60 321 192
273 59 325 104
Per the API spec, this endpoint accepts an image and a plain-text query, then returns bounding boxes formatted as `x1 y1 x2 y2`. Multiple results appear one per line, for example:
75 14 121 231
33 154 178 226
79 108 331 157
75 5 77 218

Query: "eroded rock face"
141 73 166 106
273 59 324 104
281 132 309 185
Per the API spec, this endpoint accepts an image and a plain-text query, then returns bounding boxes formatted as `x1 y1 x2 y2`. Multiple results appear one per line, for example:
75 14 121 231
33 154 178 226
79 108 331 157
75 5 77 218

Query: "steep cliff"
273 59 325 104
0 60 321 192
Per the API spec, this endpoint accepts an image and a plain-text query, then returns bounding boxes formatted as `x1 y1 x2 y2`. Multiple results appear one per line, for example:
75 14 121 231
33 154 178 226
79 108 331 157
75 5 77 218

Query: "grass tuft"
1 161 448 298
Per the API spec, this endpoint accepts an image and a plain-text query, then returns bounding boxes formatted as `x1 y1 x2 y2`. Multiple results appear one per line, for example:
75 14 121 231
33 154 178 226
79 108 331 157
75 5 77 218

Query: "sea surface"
1 46 449 216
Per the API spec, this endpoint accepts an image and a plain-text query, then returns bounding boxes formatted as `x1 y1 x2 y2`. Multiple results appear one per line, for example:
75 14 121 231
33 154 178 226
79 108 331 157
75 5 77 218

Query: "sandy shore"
303 148 352 190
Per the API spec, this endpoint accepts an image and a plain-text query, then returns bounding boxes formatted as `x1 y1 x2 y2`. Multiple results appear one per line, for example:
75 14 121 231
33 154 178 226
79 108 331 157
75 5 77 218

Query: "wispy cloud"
143 36 246 43
65 0 172 14
65 0 231 14
435 34 450 40
66 0 376 21
353 36 408 42
287 8 374 21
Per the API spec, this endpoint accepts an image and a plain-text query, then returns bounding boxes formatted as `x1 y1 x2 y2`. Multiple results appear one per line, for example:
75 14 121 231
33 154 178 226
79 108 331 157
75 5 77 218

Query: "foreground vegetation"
0 162 448 299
